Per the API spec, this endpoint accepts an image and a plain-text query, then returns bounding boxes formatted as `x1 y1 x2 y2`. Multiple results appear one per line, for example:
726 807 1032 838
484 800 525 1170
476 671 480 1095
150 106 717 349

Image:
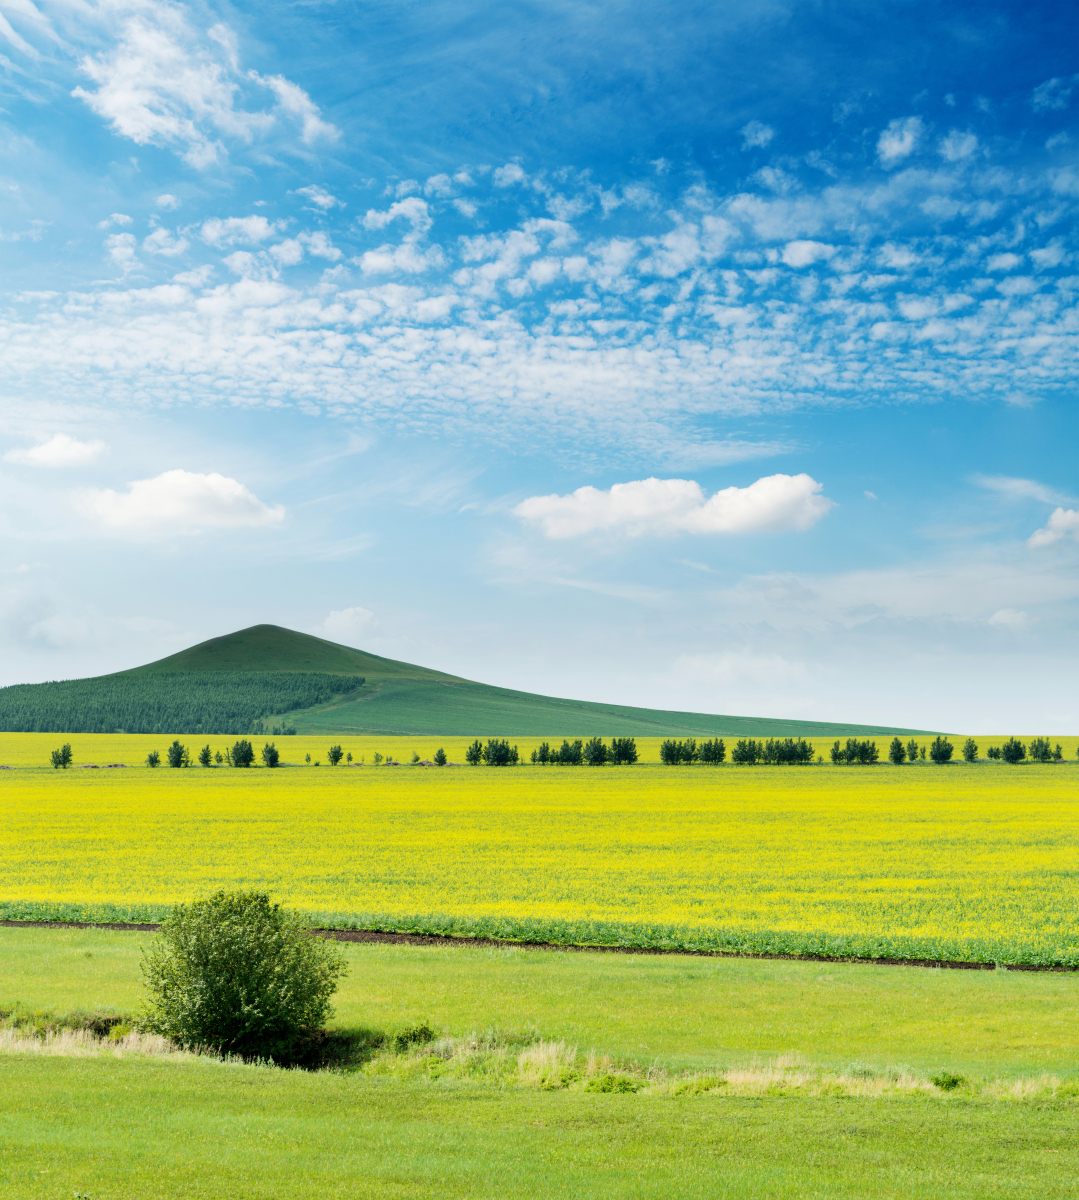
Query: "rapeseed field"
2 751 1077 965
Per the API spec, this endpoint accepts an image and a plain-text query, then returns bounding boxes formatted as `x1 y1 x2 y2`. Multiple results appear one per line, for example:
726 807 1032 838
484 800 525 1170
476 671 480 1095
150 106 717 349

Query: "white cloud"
320 606 377 643
493 163 527 187
973 475 1074 506
988 608 1029 631
156 194 181 210
358 198 441 274
296 185 342 210
513 474 834 539
143 227 189 256
938 130 978 161
97 212 132 229
877 117 923 167
1031 76 1075 112
1029 508 1079 547
70 8 336 167
79 469 284 533
740 120 774 149
781 239 835 267
105 232 139 271
986 252 1021 271
362 197 431 234
4 434 106 467
201 216 283 247
300 231 340 260
673 649 806 688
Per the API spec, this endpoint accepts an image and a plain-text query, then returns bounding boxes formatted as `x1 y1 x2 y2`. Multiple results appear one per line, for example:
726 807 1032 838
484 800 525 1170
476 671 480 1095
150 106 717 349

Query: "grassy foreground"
2 927 1078 1198
2 761 1079 964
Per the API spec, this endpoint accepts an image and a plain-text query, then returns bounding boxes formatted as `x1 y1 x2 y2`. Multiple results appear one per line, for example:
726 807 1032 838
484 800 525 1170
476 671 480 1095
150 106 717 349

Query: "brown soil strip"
2 919 1075 971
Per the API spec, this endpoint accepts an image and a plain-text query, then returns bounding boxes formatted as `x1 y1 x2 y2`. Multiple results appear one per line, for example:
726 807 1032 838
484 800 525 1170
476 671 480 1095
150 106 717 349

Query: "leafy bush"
585 1073 640 1093
327 745 344 766
986 746 1001 760
465 739 483 766
1001 738 1026 764
261 742 280 768
931 1071 964 1091
139 890 347 1064
394 1021 436 1052
928 736 954 764
145 750 161 767
166 740 190 768
433 747 447 766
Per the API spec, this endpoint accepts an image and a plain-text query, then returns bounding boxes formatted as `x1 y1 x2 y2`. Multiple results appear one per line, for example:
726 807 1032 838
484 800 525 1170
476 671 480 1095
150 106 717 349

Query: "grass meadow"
2 926 1079 1198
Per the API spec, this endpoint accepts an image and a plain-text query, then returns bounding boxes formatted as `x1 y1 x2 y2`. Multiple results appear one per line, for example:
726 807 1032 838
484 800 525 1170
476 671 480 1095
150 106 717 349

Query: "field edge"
3 900 1077 969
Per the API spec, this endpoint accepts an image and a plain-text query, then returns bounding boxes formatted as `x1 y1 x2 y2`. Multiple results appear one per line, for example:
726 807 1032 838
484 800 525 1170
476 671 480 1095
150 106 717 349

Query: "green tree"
961 738 978 763
609 737 638 765
482 739 516 766
261 742 280 768
1026 737 1053 763
49 743 73 769
139 890 347 1063
465 739 483 766
986 746 1001 760
830 740 845 765
327 745 344 767
699 738 726 764
346 752 352 764
553 739 583 765
214 750 224 764
433 747 447 766
231 739 255 768
534 741 552 765
1001 737 1026 764
888 737 907 765
583 737 608 766
197 744 212 767
166 740 190 768
906 738 920 763
928 736 954 764
146 750 161 767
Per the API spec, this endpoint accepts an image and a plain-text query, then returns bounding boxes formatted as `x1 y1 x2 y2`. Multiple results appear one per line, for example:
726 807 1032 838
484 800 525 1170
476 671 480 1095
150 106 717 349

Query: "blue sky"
0 0 1077 729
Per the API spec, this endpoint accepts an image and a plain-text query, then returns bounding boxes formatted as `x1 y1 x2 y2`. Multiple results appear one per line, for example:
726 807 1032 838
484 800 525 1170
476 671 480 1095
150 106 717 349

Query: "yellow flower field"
2 743 1078 964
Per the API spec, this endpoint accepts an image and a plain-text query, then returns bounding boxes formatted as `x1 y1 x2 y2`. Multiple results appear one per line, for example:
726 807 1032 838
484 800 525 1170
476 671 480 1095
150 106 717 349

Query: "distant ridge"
0 624 932 737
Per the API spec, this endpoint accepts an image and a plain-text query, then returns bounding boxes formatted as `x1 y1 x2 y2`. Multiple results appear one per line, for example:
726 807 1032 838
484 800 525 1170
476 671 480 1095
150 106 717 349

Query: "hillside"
0 624 931 737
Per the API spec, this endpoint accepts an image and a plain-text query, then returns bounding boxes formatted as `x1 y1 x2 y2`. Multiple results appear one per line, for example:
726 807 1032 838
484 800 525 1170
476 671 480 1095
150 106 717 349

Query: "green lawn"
2 1055 1076 1200
2 925 1077 1198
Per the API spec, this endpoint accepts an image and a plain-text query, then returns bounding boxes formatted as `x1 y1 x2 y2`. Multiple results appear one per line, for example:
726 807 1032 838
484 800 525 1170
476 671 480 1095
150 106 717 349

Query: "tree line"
4 671 361 735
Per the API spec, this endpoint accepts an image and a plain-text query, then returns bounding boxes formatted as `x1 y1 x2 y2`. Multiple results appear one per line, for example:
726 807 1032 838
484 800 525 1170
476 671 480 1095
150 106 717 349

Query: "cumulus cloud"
296 185 342 210
156 194 181 210
320 606 377 642
781 240 835 267
513 474 834 539
201 216 283 247
105 232 139 271
877 117 923 166
1029 508 1079 547
143 227 189 256
79 469 284 533
357 198 441 274
5 434 106 467
740 120 774 149
69 7 337 167
97 212 132 229
938 129 978 161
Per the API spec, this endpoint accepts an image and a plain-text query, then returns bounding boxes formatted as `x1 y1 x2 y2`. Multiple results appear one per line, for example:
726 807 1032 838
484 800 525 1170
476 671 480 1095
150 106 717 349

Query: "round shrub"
139 890 347 1063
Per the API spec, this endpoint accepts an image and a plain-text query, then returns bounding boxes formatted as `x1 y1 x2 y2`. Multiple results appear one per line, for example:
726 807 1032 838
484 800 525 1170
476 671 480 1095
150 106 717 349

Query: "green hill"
0 624 930 737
